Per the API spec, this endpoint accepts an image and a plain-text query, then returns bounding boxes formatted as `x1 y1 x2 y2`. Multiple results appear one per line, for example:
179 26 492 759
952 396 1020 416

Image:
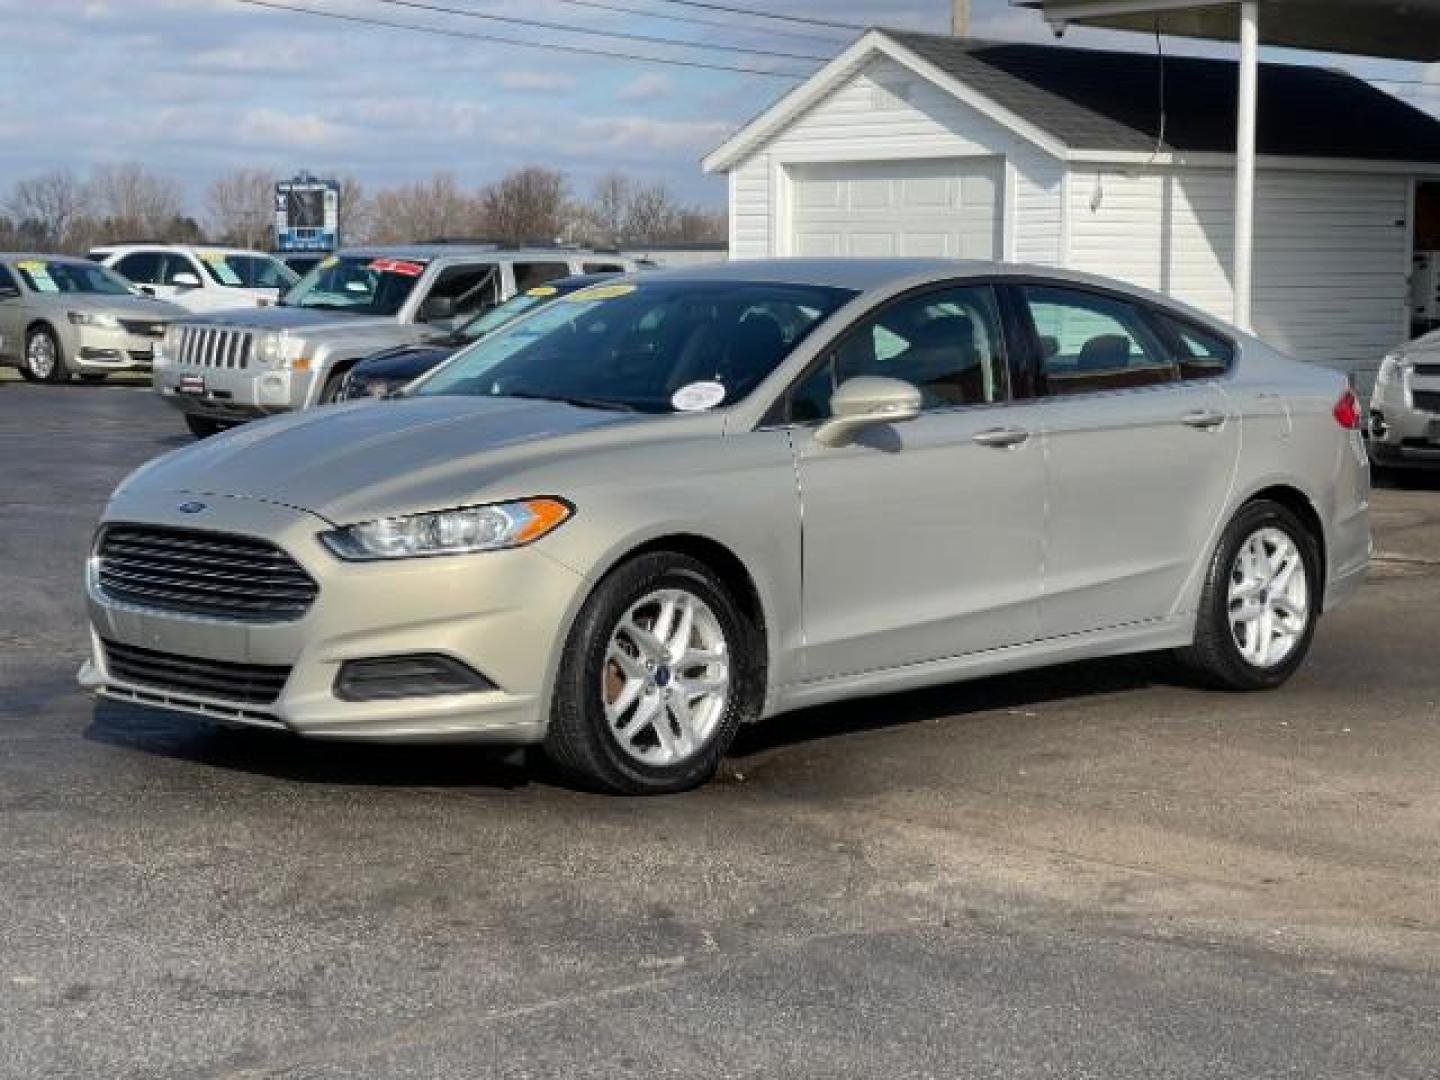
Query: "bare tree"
366 173 480 245
622 182 681 244
206 168 275 249
588 172 634 246
479 166 569 245
4 170 92 251
87 163 186 243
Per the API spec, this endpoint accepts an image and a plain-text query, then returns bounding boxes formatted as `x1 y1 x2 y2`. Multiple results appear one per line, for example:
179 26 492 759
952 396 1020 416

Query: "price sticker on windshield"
526 285 559 297
566 282 635 302
369 258 426 277
319 255 338 269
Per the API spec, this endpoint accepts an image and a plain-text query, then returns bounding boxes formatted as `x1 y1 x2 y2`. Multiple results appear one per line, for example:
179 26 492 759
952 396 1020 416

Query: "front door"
0 265 23 361
789 283 1046 682
1010 282 1242 637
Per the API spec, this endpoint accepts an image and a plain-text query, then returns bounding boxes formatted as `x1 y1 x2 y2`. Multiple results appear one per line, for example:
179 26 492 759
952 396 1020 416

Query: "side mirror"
420 295 457 324
171 272 202 288
814 376 922 448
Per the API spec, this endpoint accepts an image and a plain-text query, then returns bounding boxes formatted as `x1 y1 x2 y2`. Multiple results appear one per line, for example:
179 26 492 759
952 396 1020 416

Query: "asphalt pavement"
2 380 1438 1079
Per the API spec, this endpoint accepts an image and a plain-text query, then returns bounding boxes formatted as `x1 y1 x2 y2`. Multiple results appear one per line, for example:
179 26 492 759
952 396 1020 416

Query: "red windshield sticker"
369 258 426 277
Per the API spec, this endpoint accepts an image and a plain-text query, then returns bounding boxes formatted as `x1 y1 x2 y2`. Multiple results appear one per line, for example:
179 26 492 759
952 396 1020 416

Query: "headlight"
257 332 283 367
321 498 573 560
1377 352 1410 386
67 311 121 330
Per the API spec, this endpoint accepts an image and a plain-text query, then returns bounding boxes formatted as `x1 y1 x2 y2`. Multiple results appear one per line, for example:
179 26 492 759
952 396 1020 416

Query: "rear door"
789 282 1046 681
1007 281 1240 637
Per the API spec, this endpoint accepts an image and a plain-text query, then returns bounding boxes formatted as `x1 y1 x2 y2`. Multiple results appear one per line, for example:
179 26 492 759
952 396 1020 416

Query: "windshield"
416 280 855 414
281 254 428 315
452 286 567 343
12 259 133 296
198 252 299 291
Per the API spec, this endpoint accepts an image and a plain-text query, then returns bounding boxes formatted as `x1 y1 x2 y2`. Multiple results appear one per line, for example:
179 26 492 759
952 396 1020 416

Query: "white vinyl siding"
1066 166 1409 365
725 56 1063 263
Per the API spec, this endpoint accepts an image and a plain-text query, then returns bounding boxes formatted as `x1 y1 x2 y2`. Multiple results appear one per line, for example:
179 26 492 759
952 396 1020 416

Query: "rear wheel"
543 552 760 794
23 326 66 383
184 414 227 439
1175 499 1320 690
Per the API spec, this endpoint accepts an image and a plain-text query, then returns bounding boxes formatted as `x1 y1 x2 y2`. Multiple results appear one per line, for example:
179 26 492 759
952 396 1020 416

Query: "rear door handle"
1181 410 1227 430
972 427 1031 449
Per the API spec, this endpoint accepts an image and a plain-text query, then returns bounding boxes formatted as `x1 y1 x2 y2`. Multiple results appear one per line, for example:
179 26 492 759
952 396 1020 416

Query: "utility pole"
952 0 969 36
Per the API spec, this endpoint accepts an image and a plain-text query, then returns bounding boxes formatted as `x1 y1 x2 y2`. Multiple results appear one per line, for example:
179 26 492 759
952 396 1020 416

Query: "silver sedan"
81 260 1371 793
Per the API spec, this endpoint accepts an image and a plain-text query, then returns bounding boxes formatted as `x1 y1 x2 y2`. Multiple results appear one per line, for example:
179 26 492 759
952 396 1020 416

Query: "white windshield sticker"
671 381 726 412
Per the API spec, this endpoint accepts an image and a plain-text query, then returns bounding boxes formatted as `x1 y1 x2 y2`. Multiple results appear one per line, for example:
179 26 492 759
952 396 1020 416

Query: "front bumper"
152 360 318 422
73 326 160 372
1370 375 1440 467
79 488 586 743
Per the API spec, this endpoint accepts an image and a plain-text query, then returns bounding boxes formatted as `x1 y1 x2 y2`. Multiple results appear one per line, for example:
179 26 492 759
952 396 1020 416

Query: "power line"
364 0 832 62
228 0 813 77
548 0 845 47
641 0 869 33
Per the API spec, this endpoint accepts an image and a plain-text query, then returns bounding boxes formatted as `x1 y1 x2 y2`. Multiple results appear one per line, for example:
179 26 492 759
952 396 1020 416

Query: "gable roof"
705 28 1440 172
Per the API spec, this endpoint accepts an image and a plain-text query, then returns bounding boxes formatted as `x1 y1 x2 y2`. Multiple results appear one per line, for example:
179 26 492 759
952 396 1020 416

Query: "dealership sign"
274 176 339 253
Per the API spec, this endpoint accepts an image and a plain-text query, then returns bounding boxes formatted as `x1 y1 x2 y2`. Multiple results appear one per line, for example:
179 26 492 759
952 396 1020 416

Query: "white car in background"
89 244 298 313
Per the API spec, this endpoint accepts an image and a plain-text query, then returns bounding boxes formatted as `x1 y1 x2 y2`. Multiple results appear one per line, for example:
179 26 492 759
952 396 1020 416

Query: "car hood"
62 293 188 319
181 305 393 334
352 343 458 380
119 395 651 524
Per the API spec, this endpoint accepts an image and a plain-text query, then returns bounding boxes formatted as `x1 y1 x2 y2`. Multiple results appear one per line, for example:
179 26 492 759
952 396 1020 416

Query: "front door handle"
972 427 1031 449
1181 410 1227 430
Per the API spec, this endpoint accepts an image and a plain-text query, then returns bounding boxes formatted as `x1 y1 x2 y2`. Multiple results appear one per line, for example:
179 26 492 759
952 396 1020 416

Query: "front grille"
97 525 318 622
1413 390 1440 414
174 326 253 369
120 319 167 339
103 640 290 705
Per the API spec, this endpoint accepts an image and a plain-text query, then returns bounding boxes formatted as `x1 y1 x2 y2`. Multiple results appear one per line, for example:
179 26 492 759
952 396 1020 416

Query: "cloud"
616 73 671 104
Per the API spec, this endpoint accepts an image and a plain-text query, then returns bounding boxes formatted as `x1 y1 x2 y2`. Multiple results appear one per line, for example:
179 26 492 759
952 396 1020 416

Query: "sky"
1 0 1437 218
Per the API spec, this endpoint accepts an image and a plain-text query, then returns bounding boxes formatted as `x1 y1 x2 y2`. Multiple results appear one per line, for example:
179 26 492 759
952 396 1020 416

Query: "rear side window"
513 262 570 290
1018 285 1177 395
1150 310 1234 380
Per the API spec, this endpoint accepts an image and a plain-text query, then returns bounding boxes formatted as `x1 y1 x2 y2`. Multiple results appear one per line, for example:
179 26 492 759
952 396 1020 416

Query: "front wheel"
1174 499 1321 690
23 327 67 383
543 552 761 794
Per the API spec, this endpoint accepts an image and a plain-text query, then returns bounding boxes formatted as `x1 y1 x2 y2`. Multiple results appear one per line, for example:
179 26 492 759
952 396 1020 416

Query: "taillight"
1333 387 1362 430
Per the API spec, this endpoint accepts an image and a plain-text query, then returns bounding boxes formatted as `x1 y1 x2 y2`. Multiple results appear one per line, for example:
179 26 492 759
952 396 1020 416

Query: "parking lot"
3 379 1439 1078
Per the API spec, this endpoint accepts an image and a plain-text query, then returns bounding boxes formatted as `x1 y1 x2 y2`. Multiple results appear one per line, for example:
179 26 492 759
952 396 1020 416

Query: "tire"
184 414 227 439
543 552 762 794
78 373 108 383
1174 499 1321 691
318 369 348 405
23 326 67 384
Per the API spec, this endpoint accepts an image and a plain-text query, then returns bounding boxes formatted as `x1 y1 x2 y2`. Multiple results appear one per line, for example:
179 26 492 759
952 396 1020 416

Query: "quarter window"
1019 285 1177 395
513 262 571 290
790 285 1006 422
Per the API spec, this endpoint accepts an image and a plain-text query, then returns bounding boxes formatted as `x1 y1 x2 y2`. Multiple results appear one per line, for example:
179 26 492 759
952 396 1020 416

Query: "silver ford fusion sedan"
80 260 1371 794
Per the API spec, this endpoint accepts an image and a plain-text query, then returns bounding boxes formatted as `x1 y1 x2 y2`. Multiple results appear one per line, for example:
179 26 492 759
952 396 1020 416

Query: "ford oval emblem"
177 501 207 515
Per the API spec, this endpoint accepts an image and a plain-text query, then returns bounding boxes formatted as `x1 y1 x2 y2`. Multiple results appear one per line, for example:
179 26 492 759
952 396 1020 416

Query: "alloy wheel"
26 333 57 380
601 588 730 767
1227 526 1310 669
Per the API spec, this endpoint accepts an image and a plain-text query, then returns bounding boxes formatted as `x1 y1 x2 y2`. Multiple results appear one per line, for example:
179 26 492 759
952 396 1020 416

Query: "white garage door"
788 158 1002 259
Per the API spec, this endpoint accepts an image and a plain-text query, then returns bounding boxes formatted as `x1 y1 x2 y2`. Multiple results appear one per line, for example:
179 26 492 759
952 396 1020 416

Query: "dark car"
335 272 618 401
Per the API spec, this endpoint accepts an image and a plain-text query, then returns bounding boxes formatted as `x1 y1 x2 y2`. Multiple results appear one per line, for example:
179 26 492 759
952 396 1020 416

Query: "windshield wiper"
498 391 637 413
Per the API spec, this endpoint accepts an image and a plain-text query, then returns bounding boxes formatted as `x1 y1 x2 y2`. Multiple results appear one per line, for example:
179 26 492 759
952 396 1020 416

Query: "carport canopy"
1013 0 1440 329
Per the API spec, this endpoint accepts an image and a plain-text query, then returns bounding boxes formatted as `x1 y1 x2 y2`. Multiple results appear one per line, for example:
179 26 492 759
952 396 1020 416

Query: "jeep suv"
90 244 298 314
152 245 634 437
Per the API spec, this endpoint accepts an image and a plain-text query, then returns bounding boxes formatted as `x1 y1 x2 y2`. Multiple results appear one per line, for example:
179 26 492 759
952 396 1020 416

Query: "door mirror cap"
171 272 202 288
814 376 923 447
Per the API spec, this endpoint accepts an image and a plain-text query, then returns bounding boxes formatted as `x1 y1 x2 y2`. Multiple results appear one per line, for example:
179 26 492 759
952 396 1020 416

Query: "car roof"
89 243 276 257
0 252 96 265
637 258 992 290
332 244 630 262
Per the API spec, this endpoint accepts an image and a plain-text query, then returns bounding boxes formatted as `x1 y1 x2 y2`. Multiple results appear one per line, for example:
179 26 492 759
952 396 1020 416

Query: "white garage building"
703 28 1440 376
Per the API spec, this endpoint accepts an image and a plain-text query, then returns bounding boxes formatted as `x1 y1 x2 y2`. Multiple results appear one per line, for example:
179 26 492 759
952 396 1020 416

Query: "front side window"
115 252 164 286
1020 285 1176 395
513 262 570 291
790 284 1007 422
0 264 19 295
197 253 299 290
162 254 203 287
282 255 430 316
12 260 132 295
423 263 502 323
416 280 853 414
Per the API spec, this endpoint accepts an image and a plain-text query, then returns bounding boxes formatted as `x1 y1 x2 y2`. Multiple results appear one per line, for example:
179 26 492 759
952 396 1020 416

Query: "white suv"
89 244 299 314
